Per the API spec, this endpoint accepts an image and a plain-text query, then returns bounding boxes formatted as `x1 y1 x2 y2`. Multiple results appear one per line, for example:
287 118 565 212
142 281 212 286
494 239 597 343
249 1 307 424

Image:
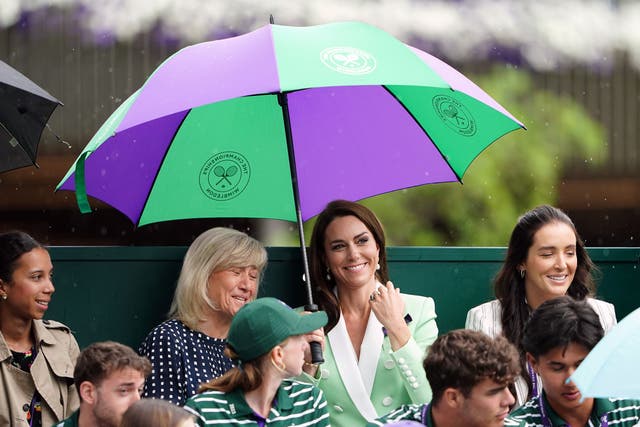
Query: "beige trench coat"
0 319 80 426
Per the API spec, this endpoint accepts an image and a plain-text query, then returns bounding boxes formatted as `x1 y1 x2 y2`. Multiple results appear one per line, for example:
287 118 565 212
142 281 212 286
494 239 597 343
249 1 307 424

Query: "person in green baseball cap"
184 297 330 427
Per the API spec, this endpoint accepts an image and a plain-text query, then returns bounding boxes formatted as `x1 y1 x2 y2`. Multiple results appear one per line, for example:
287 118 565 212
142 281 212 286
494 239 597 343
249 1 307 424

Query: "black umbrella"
0 59 63 173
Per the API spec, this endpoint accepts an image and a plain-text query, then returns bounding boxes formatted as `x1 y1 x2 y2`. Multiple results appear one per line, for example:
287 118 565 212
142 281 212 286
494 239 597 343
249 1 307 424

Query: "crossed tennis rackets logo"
199 151 251 201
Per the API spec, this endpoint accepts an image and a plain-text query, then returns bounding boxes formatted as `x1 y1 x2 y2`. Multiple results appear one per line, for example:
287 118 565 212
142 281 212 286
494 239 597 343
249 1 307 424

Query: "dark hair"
522 296 604 359
74 341 152 400
309 200 389 332
0 231 45 282
121 398 194 427
198 346 268 393
424 329 520 403
493 205 595 397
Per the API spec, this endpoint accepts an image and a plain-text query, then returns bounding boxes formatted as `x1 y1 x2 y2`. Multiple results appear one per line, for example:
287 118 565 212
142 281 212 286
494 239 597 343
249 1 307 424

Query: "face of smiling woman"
323 215 380 291
520 221 578 309
206 266 259 319
0 247 54 322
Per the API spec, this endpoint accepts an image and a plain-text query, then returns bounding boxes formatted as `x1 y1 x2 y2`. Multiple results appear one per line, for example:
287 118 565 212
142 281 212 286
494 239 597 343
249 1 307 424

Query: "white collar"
327 306 384 421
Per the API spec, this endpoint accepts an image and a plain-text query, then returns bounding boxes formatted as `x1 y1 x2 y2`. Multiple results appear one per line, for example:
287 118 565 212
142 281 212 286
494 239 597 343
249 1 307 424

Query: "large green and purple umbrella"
57 20 524 301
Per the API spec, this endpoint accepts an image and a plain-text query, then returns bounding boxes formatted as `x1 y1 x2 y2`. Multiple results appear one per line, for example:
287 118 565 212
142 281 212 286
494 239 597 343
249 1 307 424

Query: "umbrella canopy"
57 21 523 226
0 59 62 173
57 21 524 321
570 306 640 399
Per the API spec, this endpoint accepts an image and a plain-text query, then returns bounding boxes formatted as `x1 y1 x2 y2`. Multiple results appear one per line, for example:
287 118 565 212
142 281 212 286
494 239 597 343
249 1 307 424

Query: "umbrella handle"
304 303 325 365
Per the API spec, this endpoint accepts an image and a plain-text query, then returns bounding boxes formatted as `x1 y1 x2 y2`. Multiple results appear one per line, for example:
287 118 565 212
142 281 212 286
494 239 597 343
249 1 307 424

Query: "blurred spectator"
120 398 195 427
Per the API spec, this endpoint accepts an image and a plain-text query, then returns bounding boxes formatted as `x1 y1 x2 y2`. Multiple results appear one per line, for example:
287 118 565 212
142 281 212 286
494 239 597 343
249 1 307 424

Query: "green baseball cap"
227 297 328 362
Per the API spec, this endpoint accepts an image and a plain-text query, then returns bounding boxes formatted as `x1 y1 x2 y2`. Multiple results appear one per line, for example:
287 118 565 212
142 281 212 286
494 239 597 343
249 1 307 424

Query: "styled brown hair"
73 341 152 400
424 329 520 403
309 200 389 332
493 205 595 399
120 398 194 427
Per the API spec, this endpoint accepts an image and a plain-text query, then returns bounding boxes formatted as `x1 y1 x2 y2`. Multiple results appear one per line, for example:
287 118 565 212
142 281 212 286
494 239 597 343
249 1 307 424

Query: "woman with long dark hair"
466 205 616 407
303 200 438 427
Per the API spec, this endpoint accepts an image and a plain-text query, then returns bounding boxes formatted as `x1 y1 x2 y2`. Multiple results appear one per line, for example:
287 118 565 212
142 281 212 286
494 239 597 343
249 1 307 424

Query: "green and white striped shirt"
184 379 330 426
366 403 432 426
505 393 640 427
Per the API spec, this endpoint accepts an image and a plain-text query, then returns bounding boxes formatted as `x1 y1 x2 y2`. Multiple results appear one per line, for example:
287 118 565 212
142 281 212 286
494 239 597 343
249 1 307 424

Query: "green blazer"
304 293 438 427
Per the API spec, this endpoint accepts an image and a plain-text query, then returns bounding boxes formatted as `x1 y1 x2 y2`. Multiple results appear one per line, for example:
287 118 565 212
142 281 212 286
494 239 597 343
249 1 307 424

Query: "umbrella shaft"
278 91 314 305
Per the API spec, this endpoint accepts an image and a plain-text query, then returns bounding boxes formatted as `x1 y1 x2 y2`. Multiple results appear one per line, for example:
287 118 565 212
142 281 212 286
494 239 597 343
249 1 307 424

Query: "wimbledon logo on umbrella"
432 95 477 137
320 47 376 75
199 151 250 201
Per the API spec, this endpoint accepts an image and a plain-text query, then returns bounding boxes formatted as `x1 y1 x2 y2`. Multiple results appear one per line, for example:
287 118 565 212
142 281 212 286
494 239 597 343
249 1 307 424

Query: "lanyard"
421 403 430 425
539 396 609 427
27 392 39 427
527 362 539 398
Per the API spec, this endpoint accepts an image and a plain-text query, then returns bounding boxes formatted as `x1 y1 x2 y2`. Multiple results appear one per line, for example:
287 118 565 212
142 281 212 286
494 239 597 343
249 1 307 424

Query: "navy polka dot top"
139 318 234 405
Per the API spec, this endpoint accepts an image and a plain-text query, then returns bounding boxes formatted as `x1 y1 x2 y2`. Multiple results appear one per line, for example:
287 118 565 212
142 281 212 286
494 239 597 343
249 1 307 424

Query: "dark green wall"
46 247 640 349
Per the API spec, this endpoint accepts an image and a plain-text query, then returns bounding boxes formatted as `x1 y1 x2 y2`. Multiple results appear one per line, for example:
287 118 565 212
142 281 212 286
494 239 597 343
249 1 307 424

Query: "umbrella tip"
269 14 274 24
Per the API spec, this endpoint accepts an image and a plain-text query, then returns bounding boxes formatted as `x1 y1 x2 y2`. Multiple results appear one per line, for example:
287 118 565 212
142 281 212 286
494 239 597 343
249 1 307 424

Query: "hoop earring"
270 357 286 373
326 268 332 281
520 269 525 279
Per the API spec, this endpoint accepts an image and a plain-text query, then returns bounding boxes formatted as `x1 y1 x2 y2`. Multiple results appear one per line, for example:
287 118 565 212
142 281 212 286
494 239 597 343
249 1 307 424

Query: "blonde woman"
139 227 267 405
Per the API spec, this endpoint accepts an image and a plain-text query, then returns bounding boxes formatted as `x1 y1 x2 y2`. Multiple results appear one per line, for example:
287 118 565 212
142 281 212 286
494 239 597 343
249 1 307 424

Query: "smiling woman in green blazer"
301 200 439 427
